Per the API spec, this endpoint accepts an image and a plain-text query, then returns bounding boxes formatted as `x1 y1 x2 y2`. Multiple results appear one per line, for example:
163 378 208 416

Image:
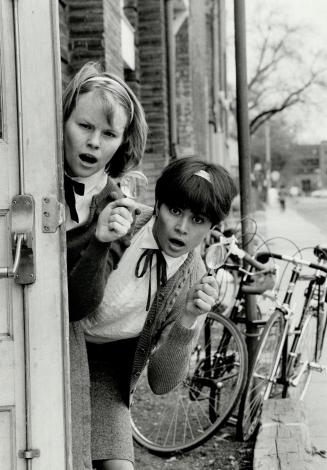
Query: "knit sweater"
126 212 206 401
70 205 206 404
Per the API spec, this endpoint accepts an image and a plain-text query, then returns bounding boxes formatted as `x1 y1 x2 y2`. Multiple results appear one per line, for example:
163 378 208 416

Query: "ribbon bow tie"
64 175 85 223
135 249 168 311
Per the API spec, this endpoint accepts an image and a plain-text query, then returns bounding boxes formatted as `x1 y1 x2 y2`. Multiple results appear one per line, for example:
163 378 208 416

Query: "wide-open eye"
169 207 181 216
193 214 208 225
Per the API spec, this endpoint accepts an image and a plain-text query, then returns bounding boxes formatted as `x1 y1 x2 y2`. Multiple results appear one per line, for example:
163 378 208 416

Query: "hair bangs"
164 173 219 224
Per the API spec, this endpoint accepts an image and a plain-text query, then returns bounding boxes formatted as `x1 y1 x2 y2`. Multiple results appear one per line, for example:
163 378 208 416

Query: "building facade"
281 143 327 194
59 0 232 204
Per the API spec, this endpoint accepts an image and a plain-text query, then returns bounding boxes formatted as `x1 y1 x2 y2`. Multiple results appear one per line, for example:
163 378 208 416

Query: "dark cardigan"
67 176 132 321
68 175 132 470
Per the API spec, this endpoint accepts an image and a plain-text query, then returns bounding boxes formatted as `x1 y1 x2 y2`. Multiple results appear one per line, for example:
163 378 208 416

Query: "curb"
253 398 315 469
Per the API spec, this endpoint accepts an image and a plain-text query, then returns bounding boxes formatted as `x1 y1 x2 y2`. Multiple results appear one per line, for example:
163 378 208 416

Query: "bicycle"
237 244 327 441
130 235 275 455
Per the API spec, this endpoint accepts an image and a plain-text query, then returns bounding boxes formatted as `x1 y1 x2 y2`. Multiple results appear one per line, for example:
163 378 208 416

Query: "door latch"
0 195 36 284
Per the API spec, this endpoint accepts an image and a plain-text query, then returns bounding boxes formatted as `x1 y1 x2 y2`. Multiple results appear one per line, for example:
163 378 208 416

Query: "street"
292 197 327 235
260 195 327 469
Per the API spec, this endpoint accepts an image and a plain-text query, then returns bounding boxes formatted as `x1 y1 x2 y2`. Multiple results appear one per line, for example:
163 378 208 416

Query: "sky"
227 0 327 144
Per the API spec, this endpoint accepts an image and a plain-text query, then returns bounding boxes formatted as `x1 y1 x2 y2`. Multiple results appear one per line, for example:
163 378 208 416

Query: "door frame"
7 0 71 468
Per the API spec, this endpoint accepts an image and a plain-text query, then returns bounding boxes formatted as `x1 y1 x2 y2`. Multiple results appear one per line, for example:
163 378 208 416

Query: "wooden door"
0 1 71 468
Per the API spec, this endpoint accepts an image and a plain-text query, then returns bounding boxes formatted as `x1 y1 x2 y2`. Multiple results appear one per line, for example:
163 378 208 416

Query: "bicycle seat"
314 245 327 260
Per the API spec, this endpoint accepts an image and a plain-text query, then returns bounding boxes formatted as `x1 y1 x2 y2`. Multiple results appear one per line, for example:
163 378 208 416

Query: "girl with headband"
63 61 148 470
71 156 236 470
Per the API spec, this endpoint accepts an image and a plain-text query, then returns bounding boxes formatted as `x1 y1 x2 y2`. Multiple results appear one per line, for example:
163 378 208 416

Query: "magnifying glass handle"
130 207 141 238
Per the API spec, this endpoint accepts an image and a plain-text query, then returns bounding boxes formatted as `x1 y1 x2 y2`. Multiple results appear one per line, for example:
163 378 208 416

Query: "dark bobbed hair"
155 157 237 226
63 62 148 177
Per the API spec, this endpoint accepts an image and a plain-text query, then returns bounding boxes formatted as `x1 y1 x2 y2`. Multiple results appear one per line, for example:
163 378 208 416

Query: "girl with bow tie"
63 61 148 470
71 156 236 470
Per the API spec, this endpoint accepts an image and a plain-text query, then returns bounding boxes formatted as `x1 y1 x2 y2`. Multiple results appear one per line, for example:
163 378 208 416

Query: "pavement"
256 196 327 468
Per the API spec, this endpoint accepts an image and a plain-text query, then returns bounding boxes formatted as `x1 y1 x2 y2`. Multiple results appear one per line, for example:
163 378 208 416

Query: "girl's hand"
95 198 137 242
182 275 219 327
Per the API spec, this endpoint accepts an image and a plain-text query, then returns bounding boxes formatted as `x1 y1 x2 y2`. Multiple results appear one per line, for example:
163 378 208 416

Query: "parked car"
310 189 327 198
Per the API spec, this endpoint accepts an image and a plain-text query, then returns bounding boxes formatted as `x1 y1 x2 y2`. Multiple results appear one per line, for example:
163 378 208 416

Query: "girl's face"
64 90 128 177
153 203 212 258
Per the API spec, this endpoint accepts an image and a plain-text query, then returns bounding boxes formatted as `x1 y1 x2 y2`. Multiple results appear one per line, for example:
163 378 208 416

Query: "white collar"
68 170 107 195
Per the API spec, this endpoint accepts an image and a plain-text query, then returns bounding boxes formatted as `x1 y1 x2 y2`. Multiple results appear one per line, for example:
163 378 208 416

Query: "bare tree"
235 5 327 135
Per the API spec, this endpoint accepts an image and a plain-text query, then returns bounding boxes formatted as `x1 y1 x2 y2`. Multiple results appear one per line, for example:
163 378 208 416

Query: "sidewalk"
256 200 327 468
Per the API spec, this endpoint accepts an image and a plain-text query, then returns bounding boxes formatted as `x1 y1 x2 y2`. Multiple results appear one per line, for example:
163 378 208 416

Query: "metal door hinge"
42 196 65 233
18 449 40 459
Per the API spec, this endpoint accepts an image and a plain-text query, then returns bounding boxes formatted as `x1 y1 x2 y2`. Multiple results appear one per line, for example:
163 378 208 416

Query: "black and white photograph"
0 1 326 469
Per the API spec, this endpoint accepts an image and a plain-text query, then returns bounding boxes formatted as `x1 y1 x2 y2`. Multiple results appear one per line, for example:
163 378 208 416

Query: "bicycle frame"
255 251 327 398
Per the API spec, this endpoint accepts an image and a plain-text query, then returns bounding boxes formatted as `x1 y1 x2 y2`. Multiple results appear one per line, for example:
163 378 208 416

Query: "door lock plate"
11 195 36 284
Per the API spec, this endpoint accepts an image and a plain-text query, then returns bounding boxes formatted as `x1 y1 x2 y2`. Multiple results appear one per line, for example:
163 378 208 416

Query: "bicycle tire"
130 312 248 455
287 312 318 400
237 309 285 441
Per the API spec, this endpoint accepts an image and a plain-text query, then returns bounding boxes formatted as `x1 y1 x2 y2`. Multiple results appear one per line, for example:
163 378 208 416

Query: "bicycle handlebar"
256 251 327 274
230 244 275 273
242 250 273 272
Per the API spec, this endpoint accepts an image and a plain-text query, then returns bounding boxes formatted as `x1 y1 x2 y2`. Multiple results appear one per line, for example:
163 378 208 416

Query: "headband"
85 76 134 124
194 169 212 184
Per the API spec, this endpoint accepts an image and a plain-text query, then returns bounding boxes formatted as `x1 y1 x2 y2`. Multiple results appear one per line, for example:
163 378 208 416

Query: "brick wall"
138 0 170 205
175 19 195 157
66 0 105 75
103 0 124 77
175 0 211 162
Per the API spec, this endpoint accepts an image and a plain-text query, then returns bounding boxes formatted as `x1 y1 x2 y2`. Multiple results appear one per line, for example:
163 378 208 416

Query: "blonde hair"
63 62 148 177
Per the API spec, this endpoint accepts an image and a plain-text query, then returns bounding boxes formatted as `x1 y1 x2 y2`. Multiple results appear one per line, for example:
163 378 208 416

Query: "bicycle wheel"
287 312 318 400
130 312 248 455
237 309 285 441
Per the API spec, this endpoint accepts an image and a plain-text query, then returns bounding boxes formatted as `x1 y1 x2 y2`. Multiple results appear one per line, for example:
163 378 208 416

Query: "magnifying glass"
205 243 228 275
120 170 148 200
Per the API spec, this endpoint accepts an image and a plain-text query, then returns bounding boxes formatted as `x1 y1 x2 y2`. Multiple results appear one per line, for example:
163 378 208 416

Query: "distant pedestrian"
278 185 287 211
